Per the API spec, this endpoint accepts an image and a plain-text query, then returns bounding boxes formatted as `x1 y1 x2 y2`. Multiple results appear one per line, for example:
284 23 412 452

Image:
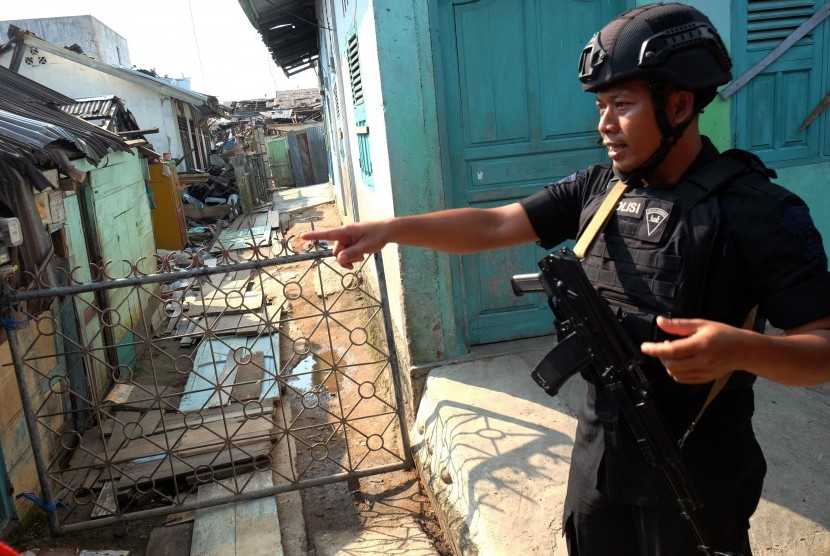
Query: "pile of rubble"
178 163 242 226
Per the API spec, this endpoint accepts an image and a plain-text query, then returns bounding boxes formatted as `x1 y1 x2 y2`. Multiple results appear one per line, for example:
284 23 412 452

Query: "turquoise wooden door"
432 0 624 344
267 137 294 187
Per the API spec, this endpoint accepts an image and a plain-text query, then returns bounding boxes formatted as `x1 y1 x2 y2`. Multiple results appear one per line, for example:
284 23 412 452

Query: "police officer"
302 3 830 554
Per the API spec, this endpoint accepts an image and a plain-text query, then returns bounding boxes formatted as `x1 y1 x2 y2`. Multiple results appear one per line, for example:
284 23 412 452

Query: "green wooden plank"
234 471 282 555
178 335 280 412
191 481 236 556
191 471 282 556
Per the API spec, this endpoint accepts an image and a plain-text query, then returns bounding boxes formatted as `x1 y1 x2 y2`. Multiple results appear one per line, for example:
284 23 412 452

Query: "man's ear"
668 89 696 125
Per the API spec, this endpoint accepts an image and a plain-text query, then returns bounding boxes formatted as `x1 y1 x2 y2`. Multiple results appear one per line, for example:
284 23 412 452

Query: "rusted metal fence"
2 236 411 535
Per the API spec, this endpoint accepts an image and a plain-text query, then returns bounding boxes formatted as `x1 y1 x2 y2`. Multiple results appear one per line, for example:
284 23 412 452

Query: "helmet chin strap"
614 81 693 187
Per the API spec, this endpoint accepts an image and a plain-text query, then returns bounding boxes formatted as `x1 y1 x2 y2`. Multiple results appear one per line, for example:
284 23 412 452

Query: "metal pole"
2 292 62 534
373 251 414 468
9 250 333 302
54 461 408 535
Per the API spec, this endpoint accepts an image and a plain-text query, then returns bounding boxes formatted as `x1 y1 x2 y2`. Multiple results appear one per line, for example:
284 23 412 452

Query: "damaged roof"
230 88 322 120
61 95 143 133
0 64 131 188
230 98 271 115
4 27 226 117
237 0 319 77
272 88 321 110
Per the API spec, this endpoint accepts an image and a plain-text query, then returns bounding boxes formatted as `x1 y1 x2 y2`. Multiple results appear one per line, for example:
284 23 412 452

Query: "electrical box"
0 217 20 266
34 189 66 225
0 217 22 247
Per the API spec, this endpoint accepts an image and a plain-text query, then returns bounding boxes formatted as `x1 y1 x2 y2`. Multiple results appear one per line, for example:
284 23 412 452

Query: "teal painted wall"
76 150 156 366
372 1 459 362
774 163 830 255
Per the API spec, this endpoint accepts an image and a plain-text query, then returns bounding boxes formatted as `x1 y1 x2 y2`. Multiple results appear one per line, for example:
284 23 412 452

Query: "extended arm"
640 314 830 387
300 203 538 268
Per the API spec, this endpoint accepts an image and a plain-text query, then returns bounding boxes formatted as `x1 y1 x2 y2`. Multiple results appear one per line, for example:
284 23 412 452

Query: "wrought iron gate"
2 240 411 535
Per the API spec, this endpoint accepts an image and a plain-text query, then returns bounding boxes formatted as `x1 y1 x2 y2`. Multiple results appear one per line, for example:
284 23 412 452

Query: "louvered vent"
748 0 817 48
348 35 363 105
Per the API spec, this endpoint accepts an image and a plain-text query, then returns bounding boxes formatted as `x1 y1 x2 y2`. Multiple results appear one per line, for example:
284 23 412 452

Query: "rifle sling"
677 305 758 450
573 178 628 259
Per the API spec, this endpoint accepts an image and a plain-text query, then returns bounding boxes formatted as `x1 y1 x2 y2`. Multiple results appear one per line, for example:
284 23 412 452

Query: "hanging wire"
187 0 208 88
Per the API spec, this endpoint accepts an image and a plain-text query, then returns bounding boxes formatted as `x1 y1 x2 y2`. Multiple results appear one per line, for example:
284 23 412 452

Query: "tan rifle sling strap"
677 305 759 449
571 176 760 450
573 178 629 259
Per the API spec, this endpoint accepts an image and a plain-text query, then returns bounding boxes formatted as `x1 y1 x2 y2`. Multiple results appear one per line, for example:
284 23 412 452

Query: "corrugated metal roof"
60 95 144 133
0 64 131 169
0 109 87 149
61 96 118 119
238 0 319 77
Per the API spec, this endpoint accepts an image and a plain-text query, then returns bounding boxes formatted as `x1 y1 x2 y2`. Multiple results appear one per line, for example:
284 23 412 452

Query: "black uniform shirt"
519 137 830 509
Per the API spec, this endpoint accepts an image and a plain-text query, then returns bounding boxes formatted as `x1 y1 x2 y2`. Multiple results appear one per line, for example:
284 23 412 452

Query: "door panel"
434 0 624 344
456 2 531 145
267 137 294 187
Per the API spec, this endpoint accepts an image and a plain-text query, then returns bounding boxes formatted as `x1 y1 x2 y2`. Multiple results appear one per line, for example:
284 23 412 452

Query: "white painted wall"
327 0 395 224
0 16 131 67
316 0 410 380
0 45 184 158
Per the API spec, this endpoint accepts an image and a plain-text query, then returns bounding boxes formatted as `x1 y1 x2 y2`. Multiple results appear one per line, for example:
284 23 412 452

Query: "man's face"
595 80 662 175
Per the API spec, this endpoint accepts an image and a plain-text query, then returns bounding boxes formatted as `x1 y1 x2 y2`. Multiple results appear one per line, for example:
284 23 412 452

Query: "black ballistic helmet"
579 3 732 107
579 3 733 184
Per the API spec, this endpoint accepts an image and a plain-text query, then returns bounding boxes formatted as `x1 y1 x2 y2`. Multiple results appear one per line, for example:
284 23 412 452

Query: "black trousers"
564 478 763 556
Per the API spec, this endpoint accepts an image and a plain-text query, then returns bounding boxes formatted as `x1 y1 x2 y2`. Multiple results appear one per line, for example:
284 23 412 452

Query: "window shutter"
348 35 363 106
347 33 372 185
735 0 826 166
748 0 816 48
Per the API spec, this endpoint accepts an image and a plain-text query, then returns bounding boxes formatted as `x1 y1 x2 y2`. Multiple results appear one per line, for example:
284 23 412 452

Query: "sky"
1 0 319 103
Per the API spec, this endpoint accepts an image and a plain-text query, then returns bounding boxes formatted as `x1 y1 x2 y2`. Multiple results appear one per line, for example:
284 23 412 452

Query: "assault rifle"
511 247 732 556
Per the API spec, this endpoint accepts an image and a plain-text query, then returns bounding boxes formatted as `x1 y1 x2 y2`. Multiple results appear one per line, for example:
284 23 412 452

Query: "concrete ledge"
412 342 580 555
413 340 830 555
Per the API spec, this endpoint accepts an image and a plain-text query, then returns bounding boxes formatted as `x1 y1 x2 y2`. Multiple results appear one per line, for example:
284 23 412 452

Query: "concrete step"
413 336 830 555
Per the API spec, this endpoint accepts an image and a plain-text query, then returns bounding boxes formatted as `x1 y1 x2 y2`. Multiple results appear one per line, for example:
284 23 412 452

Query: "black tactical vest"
578 150 774 398
579 150 773 342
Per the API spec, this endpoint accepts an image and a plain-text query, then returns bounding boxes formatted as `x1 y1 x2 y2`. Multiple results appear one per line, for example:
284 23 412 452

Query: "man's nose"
598 108 617 134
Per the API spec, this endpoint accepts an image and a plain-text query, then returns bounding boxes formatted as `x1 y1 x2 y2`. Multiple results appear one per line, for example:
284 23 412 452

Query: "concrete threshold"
412 337 830 555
